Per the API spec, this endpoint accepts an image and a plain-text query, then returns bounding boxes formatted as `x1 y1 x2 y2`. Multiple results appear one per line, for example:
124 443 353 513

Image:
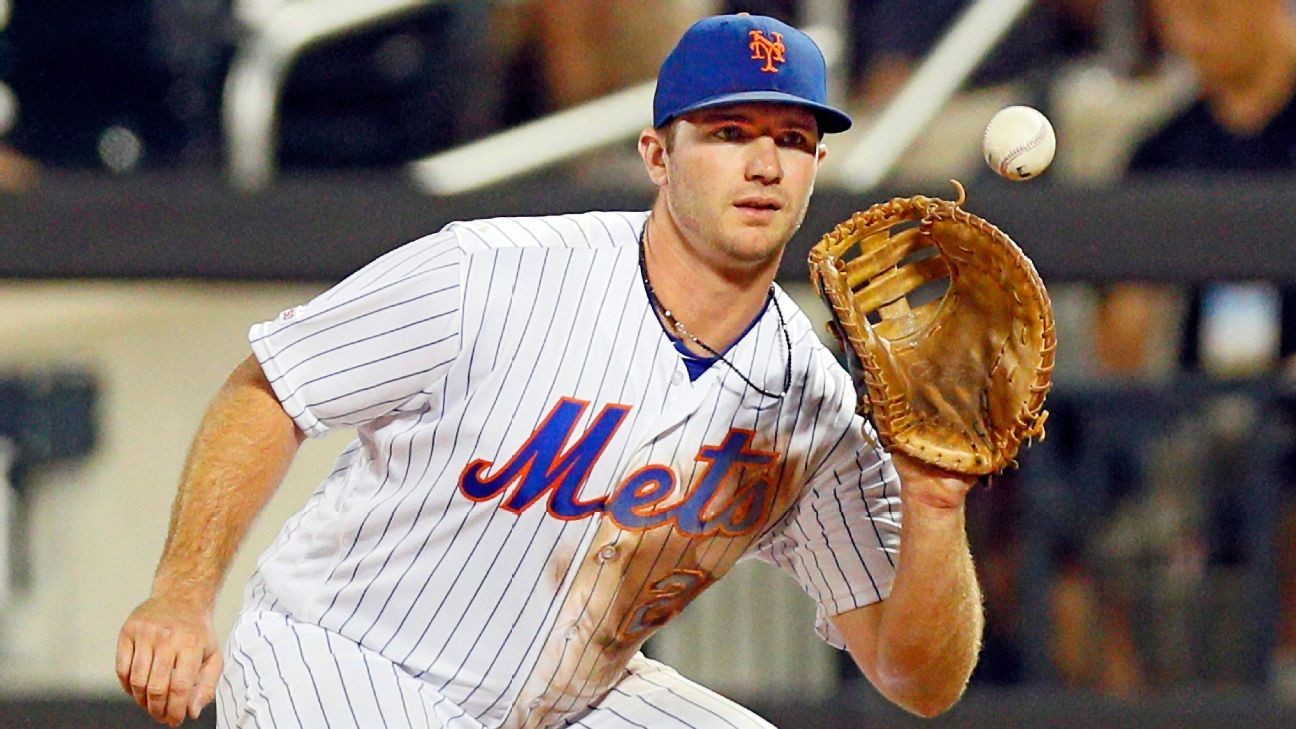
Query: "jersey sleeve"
248 229 464 437
751 358 902 649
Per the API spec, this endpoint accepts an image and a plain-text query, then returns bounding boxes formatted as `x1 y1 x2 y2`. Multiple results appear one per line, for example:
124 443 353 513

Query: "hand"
116 596 222 727
890 451 977 511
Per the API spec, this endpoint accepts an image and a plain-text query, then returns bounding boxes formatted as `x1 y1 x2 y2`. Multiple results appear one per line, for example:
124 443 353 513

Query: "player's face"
652 103 826 268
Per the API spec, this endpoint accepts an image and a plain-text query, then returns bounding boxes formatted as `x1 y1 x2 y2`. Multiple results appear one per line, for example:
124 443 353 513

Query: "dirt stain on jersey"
510 444 807 728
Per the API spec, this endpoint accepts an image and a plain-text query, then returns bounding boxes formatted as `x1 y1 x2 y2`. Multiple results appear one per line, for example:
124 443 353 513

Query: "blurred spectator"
1127 0 1296 376
493 1 802 129
487 0 710 187
1092 283 1184 377
1100 0 1296 699
1131 0 1296 173
495 0 709 126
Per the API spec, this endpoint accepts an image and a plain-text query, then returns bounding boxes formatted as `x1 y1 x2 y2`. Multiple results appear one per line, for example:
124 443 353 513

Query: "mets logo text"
748 30 786 73
458 398 780 538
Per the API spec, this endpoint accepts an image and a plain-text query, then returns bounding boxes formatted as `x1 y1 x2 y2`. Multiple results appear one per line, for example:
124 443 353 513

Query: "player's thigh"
217 610 451 729
570 654 777 729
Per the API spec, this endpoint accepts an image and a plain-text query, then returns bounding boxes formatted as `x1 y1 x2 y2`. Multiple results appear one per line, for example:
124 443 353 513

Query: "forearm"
152 355 304 609
869 497 982 714
834 456 983 717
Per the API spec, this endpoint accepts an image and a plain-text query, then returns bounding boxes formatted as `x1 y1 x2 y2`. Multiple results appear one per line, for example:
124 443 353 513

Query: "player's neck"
640 212 781 357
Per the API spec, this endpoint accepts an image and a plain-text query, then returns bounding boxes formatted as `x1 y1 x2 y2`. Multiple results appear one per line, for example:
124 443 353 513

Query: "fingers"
190 651 224 720
118 598 219 725
145 635 178 721
127 626 155 709
115 630 136 697
164 645 202 726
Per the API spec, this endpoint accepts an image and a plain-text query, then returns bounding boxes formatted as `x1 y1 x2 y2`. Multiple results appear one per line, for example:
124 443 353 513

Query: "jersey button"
597 544 620 563
671 370 686 385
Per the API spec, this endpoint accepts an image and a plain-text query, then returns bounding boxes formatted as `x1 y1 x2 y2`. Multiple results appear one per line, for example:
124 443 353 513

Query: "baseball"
983 105 1055 181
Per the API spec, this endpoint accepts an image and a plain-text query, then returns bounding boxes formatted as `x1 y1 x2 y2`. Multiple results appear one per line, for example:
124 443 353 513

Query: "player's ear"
639 128 669 186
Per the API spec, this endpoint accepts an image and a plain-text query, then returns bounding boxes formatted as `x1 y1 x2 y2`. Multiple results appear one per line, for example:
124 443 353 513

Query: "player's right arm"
116 354 305 727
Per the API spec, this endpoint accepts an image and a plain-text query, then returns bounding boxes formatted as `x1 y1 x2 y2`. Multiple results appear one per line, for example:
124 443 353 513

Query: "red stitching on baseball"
996 120 1048 177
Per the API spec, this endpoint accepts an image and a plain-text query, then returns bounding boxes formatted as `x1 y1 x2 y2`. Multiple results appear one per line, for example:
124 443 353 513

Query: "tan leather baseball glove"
808 182 1055 476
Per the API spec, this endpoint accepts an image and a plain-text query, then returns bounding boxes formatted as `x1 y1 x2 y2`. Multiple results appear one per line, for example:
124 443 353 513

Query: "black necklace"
638 223 792 399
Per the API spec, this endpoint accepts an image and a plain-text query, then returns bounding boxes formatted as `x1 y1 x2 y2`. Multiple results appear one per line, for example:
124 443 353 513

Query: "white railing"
407 1 1033 196
407 24 843 195
223 1 1034 195
408 80 656 196
836 0 1035 191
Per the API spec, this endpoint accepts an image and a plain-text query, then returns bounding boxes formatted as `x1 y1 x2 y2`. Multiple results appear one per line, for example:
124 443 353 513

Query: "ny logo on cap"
748 30 785 73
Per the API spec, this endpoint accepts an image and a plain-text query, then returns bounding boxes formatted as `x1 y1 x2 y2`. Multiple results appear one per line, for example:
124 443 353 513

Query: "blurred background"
2 0 1296 726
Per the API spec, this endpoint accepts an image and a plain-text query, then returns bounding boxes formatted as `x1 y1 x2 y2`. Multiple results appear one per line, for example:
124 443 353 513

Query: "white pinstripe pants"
217 610 777 729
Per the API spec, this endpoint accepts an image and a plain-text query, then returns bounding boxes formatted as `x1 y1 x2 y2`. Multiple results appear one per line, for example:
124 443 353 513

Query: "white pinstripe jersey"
245 210 901 728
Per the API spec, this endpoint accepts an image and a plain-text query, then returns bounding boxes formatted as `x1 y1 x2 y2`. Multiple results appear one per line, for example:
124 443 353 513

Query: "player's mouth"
733 197 783 220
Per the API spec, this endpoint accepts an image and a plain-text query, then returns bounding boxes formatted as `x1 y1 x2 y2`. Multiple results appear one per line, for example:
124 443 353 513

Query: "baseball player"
117 14 983 728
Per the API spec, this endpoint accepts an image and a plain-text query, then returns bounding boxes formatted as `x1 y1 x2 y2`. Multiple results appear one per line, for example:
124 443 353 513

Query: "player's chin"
724 227 790 263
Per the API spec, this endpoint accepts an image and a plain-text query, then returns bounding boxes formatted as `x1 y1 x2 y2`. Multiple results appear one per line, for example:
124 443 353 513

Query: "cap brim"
661 90 853 134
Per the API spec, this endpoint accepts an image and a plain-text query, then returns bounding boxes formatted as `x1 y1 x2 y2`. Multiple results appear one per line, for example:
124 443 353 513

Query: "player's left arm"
829 451 982 718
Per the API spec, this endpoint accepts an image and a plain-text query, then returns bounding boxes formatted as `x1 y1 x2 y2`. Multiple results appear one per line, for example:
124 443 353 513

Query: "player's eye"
714 125 747 142
777 131 815 151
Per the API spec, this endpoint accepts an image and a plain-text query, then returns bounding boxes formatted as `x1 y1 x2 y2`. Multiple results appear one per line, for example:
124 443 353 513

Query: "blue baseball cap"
653 14 852 134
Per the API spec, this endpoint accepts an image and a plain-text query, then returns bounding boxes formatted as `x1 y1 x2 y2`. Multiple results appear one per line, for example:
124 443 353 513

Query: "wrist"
891 454 976 511
150 572 218 612
902 491 968 523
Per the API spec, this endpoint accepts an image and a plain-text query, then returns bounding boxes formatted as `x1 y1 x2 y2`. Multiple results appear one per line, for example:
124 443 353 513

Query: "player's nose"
744 136 783 184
